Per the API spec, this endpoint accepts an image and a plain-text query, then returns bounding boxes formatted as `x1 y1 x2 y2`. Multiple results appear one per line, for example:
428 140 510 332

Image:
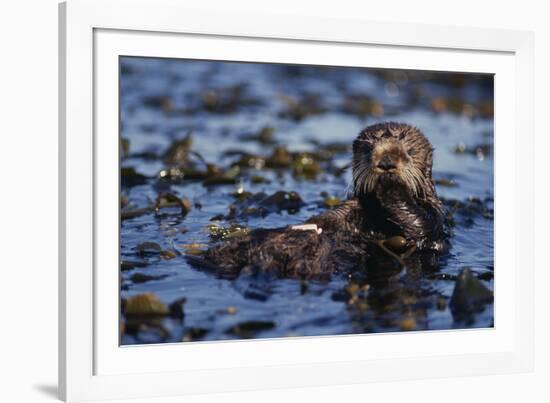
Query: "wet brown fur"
193 122 447 280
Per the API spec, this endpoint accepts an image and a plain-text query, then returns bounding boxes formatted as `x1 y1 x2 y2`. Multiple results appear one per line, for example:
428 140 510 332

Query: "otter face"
352 122 434 199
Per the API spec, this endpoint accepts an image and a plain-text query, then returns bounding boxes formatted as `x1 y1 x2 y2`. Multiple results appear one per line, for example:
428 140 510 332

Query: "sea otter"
190 122 448 280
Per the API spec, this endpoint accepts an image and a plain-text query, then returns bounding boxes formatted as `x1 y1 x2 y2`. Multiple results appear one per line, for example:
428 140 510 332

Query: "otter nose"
377 155 396 171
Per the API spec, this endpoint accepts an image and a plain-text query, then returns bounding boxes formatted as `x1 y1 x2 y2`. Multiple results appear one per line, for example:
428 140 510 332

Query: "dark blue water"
119 57 494 344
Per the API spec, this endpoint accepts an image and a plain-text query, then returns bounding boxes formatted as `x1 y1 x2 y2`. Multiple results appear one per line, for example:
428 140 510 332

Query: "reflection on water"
120 57 494 344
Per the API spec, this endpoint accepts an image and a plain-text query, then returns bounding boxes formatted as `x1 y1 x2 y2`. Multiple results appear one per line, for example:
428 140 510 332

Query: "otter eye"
408 148 416 157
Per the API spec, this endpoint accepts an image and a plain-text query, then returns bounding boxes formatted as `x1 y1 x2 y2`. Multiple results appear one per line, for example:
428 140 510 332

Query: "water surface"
120 57 494 344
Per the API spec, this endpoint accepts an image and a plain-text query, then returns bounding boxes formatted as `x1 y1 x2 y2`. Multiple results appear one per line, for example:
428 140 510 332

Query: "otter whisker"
351 161 368 180
358 168 372 196
354 167 368 184
352 163 370 196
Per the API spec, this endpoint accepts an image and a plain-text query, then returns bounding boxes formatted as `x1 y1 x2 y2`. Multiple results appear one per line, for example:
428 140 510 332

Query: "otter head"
352 122 436 202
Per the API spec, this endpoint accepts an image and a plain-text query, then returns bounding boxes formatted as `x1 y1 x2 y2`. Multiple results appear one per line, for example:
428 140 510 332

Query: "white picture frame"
59 0 534 401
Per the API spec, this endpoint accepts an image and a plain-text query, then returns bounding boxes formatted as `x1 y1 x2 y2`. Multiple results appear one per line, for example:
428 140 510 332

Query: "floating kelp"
365 236 415 272
121 293 188 343
121 167 148 188
265 146 292 168
232 154 267 170
180 243 208 256
322 195 341 209
230 146 329 180
340 94 384 118
157 166 211 183
442 196 494 226
239 126 276 144
202 165 240 187
198 84 262 114
168 297 187 319
120 137 130 159
250 175 271 184
120 193 129 208
331 282 370 305
130 273 169 284
160 249 179 260
123 317 170 342
277 93 326 121
142 94 173 114
121 206 153 221
223 190 306 218
128 150 161 161
155 192 192 216
230 189 254 201
342 278 436 334
202 176 238 186
226 320 275 338
124 292 169 316
157 84 263 116
135 241 162 256
450 268 493 322
291 153 321 179
399 317 417 331
453 142 493 160
207 223 250 241
182 327 208 342
307 140 352 160
121 192 192 221
120 259 148 271
259 191 304 213
434 178 458 187
431 97 494 118
383 236 408 254
163 133 193 166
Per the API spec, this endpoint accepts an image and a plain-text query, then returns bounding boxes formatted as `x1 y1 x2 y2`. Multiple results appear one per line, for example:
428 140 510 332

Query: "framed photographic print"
59 0 534 401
